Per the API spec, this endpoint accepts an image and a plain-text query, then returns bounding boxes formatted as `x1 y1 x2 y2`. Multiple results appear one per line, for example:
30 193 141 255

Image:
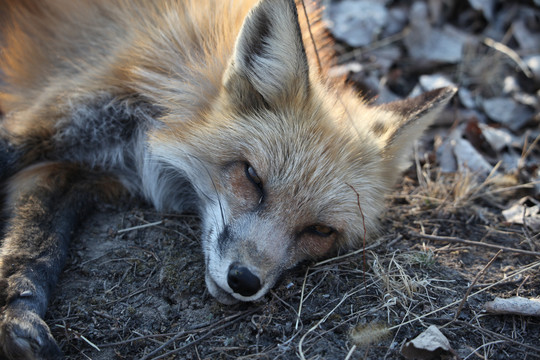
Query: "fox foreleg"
0 163 124 359
0 130 23 182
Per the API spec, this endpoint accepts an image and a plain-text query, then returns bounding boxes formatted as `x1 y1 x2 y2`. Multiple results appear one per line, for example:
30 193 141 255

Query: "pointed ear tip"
421 86 457 108
436 85 458 99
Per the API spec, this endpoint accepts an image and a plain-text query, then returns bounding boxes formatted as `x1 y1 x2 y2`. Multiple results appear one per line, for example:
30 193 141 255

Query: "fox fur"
0 0 456 358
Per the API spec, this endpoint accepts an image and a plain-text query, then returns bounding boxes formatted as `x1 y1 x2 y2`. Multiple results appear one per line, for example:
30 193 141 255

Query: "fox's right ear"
376 86 457 173
224 0 310 107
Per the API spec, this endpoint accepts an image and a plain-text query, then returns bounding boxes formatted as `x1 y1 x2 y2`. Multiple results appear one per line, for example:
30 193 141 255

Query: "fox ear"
377 86 457 171
224 0 310 105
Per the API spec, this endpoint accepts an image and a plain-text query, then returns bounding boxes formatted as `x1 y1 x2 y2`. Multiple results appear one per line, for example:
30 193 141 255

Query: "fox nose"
227 263 261 297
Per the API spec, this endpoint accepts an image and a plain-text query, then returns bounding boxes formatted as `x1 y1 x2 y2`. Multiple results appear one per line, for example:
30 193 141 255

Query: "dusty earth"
7 0 540 359
47 171 539 359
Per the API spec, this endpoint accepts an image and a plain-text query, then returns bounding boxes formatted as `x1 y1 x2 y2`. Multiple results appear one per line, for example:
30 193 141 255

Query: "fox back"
0 0 455 358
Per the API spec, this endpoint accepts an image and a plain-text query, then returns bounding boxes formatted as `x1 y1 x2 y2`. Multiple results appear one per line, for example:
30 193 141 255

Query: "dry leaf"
452 137 493 178
502 197 540 232
401 325 457 360
485 296 540 317
478 123 513 152
324 0 388 47
482 97 533 131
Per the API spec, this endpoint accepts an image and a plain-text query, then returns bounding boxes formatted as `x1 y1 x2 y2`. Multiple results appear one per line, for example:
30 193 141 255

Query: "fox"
0 0 456 358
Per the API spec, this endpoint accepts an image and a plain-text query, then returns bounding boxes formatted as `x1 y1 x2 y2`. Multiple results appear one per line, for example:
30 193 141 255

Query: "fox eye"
245 163 263 189
306 225 334 237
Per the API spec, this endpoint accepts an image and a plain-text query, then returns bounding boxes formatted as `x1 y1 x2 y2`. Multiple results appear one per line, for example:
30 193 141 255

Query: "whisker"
186 154 226 228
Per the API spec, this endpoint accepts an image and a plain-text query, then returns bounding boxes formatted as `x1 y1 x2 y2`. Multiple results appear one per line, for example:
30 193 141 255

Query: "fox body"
0 0 455 358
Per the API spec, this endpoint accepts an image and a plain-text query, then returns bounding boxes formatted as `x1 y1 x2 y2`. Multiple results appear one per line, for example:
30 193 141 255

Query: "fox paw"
0 308 62 360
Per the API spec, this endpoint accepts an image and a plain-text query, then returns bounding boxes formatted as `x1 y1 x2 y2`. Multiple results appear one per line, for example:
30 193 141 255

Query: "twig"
105 287 147 305
454 250 502 320
483 37 533 78
295 266 310 331
410 232 540 257
100 333 177 348
471 181 539 200
515 275 530 297
271 290 298 316
463 340 506 360
347 184 368 293
520 132 540 165
344 345 357 360
117 220 163 234
55 325 101 352
313 240 382 267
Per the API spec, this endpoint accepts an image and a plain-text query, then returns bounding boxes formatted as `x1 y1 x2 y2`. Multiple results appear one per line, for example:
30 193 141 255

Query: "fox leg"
0 162 125 359
0 130 23 182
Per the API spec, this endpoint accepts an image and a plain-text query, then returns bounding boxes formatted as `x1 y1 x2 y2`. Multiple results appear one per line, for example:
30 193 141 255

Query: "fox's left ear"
377 86 457 171
224 0 309 106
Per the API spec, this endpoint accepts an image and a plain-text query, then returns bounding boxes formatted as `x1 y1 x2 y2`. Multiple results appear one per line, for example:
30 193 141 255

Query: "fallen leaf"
458 87 477 109
468 0 496 21
452 137 494 178
482 97 534 131
502 197 540 232
478 123 514 152
525 55 540 81
437 138 458 173
324 0 388 47
404 2 469 63
485 296 540 317
513 19 540 52
419 74 456 92
401 325 457 360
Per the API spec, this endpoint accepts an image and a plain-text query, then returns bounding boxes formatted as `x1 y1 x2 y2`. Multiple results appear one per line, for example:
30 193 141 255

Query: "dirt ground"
46 164 540 359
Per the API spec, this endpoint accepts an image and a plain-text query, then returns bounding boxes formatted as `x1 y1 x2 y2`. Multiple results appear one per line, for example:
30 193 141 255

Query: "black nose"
227 264 261 297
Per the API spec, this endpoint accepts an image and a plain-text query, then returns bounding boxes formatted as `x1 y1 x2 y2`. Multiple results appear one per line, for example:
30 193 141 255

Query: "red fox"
0 0 455 358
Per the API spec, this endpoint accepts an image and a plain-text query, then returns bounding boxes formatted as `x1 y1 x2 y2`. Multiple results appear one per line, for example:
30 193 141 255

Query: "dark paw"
0 308 62 360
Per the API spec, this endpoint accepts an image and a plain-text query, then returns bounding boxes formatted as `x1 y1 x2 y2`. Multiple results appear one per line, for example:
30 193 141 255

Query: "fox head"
147 0 456 304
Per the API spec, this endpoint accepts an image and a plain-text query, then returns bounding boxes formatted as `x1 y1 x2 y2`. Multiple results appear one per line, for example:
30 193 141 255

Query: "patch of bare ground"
46 161 539 359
